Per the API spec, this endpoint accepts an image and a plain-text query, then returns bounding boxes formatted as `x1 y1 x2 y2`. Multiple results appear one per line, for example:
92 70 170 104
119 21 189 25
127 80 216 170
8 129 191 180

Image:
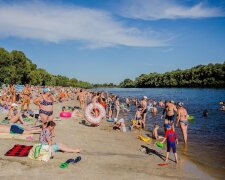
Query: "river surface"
94 88 225 179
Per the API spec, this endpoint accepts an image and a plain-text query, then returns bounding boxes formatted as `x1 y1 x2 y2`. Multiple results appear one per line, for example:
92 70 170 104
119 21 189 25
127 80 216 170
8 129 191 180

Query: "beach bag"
28 144 51 162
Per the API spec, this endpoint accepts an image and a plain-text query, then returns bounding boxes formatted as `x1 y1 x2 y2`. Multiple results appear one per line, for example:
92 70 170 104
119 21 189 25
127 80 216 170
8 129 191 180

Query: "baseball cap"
165 124 171 129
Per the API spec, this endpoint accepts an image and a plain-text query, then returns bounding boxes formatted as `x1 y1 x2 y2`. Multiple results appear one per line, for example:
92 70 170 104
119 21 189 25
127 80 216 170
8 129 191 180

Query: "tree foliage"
0 48 93 88
120 62 225 88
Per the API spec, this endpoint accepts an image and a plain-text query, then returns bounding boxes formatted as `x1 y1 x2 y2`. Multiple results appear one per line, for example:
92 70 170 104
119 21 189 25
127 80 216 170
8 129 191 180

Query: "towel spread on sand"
5 144 33 157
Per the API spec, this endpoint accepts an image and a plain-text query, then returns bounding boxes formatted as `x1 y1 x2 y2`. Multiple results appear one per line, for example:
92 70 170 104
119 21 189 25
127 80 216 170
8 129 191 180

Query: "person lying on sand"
39 121 80 157
0 124 41 135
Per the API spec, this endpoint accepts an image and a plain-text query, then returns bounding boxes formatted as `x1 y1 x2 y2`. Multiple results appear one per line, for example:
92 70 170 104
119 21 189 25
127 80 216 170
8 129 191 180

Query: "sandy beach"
0 99 212 180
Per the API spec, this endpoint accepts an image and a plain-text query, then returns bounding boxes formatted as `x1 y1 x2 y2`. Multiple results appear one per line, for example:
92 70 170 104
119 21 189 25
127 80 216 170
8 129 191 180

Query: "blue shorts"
53 144 59 152
167 142 176 153
10 124 24 134
166 115 174 121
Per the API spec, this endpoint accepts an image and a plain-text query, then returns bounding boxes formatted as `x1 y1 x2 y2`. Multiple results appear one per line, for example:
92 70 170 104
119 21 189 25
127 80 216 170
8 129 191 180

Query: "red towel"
5 144 33 157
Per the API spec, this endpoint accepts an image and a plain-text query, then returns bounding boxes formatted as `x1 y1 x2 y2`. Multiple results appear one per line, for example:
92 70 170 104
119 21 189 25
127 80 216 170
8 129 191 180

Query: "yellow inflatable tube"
138 135 151 143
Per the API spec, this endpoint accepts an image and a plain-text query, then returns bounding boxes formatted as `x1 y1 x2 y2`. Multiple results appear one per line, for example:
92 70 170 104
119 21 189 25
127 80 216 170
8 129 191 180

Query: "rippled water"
94 88 225 178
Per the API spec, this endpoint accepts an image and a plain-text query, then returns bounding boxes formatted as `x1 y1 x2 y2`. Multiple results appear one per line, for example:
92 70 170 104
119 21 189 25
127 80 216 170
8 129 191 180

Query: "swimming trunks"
180 120 189 125
165 115 174 121
39 109 53 116
53 144 59 152
167 142 176 153
10 124 24 134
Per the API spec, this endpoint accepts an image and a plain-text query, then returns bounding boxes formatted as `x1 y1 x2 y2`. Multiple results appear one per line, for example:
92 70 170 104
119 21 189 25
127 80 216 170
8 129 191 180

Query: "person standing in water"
162 100 177 131
141 96 148 129
115 96 120 120
176 102 189 144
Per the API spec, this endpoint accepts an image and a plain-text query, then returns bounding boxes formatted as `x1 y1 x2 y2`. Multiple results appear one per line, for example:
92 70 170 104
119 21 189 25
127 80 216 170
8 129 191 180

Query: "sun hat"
43 88 50 93
143 96 147 99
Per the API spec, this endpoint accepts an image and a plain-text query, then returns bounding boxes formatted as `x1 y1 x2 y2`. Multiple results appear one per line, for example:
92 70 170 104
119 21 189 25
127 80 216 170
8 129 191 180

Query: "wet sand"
0 100 212 180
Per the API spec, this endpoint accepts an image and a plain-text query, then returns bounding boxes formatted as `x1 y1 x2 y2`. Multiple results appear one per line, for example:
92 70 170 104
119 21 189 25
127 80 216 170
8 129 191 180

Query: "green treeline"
0 48 92 88
120 62 225 88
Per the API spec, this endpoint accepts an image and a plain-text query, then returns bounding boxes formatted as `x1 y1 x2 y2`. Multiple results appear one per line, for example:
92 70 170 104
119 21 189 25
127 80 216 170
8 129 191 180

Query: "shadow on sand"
141 145 176 163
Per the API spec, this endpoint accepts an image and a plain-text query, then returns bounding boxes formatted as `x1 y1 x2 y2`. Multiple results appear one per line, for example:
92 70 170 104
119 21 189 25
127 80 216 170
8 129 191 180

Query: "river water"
94 88 225 179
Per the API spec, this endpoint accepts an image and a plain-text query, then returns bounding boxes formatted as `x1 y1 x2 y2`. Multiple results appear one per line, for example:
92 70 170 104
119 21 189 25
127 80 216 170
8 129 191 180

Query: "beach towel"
5 144 33 157
0 119 9 124
0 133 34 140
28 144 51 162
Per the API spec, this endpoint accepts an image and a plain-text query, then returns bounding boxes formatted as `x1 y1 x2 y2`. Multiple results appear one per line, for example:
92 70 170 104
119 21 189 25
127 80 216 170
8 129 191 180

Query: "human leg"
57 143 80 153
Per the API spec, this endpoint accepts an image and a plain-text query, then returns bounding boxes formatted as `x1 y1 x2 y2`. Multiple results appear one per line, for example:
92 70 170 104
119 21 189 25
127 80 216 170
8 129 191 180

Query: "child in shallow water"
161 125 178 164
152 124 164 140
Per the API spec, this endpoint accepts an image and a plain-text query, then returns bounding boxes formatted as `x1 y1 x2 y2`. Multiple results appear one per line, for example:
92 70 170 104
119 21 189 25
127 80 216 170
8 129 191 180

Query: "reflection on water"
94 88 225 178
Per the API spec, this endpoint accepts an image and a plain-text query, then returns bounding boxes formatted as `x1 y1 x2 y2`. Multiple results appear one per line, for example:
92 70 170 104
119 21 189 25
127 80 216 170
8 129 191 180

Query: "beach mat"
0 119 9 124
0 133 33 140
5 144 33 157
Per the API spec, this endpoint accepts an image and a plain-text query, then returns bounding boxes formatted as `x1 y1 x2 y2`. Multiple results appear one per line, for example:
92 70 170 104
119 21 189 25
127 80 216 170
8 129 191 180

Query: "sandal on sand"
59 159 74 169
73 156 81 164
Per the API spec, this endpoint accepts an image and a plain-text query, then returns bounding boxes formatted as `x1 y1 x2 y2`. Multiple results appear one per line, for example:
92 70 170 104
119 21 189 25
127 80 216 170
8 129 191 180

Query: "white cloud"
0 2 168 48
118 0 224 20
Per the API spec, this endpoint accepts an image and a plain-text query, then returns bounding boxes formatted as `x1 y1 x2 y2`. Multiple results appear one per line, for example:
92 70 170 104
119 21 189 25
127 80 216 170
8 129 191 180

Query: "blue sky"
0 0 225 84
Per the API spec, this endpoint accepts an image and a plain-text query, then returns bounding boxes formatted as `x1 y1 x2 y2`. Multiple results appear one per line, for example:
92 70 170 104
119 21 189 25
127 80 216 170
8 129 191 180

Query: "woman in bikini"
176 102 189 143
33 88 54 123
21 84 31 112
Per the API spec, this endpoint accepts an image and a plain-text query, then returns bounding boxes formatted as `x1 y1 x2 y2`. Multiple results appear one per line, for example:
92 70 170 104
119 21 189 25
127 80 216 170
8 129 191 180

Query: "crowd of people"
1 84 222 164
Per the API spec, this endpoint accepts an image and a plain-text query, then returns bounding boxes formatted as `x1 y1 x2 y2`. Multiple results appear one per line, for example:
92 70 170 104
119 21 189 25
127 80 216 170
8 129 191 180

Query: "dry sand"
0 100 213 180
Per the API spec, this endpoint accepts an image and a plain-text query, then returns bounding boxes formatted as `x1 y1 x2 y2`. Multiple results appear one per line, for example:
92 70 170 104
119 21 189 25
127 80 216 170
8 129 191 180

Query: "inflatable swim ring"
60 112 72 118
138 135 151 143
131 120 137 125
156 142 164 148
107 119 114 123
188 115 194 121
85 103 106 125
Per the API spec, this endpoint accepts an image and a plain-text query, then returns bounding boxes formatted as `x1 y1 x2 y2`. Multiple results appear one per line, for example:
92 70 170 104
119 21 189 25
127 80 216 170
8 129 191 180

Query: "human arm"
33 96 42 108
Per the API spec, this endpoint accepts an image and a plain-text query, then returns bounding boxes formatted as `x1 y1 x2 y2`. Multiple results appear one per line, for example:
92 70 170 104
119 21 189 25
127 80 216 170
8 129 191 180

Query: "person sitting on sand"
0 124 41 135
131 106 144 131
7 103 27 125
152 124 164 140
113 118 126 132
39 121 80 156
161 124 178 164
71 107 83 119
33 88 54 123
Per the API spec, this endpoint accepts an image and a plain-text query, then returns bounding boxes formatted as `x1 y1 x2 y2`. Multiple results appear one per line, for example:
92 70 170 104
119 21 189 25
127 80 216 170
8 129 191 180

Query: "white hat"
11 103 18 107
143 96 147 99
